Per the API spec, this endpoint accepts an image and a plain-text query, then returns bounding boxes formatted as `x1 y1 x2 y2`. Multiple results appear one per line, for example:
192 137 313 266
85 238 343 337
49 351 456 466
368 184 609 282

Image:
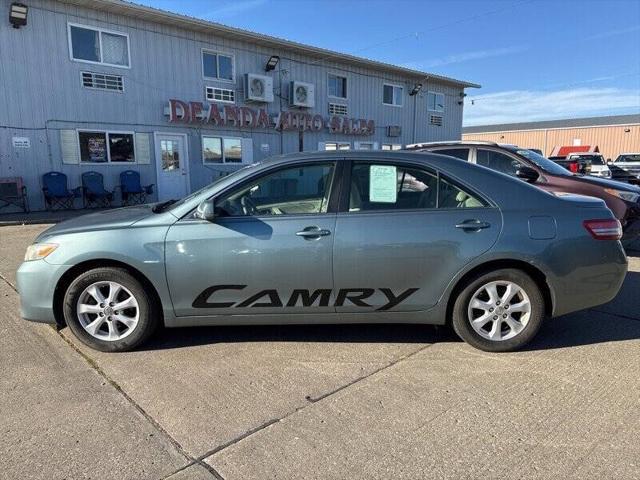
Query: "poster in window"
369 165 397 203
88 137 107 162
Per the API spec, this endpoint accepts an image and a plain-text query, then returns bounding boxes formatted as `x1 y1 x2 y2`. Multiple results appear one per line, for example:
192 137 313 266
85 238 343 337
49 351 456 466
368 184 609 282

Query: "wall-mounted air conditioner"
244 73 274 103
289 81 315 108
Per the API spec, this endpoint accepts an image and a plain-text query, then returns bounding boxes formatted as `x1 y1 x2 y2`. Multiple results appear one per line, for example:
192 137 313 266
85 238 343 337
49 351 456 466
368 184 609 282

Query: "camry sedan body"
17 151 627 352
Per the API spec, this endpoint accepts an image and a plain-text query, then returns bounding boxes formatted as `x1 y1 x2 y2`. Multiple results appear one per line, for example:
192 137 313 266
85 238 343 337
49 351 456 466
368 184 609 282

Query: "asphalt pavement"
1 223 639 479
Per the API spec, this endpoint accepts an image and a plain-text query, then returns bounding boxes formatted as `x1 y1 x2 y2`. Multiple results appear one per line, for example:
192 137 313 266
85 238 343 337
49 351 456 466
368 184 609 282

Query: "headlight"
604 188 640 203
24 243 58 261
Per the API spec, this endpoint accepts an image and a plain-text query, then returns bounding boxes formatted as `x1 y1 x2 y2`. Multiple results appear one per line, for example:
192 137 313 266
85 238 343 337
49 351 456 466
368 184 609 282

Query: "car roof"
260 149 466 167
405 141 519 150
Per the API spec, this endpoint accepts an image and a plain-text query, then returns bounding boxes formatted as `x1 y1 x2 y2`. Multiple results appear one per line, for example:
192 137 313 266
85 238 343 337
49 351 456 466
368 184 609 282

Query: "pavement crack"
198 342 435 468
55 330 226 480
0 271 18 292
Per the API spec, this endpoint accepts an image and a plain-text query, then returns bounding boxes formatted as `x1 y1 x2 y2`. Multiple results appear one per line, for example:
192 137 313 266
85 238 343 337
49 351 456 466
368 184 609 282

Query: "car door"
333 160 501 313
165 160 340 317
474 148 526 177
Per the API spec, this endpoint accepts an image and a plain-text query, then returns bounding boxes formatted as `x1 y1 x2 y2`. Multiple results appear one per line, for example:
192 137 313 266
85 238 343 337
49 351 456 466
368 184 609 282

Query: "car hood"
569 174 640 192
36 205 157 241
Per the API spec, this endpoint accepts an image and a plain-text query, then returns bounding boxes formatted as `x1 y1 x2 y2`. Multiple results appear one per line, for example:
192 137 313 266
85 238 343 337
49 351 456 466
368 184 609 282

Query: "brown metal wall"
463 124 640 160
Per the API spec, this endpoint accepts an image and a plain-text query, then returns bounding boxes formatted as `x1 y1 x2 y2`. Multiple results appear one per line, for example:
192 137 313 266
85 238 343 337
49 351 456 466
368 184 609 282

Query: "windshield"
515 149 573 176
568 154 605 165
618 154 640 163
159 164 259 212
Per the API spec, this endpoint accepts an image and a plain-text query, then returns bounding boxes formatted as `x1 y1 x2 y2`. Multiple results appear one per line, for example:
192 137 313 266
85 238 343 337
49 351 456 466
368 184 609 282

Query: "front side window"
432 148 470 161
79 131 134 163
69 25 129 67
216 163 336 217
349 163 485 212
476 149 524 176
383 84 403 106
328 74 347 98
203 136 242 163
203 51 234 80
427 92 445 112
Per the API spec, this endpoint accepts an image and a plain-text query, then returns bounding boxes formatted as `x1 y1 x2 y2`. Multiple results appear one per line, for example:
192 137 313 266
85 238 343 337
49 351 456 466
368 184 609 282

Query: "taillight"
583 219 622 240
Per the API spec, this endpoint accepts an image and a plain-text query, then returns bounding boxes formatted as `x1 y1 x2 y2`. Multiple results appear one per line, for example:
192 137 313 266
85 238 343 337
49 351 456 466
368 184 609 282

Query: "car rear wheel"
452 268 545 352
63 267 158 352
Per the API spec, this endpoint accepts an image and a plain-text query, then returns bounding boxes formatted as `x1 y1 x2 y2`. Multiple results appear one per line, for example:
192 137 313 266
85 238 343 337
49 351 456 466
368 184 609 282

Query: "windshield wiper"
152 199 177 213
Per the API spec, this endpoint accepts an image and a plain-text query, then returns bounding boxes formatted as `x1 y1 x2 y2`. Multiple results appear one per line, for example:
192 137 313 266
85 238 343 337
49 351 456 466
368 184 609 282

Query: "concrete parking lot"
1 223 639 480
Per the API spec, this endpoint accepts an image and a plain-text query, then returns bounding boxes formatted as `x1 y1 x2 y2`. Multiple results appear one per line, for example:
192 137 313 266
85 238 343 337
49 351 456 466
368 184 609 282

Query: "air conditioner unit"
289 81 315 108
244 73 274 103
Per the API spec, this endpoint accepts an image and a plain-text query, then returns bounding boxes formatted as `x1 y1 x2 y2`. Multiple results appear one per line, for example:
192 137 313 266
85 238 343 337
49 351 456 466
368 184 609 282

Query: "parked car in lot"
609 153 640 185
550 152 611 178
405 141 640 241
18 151 627 353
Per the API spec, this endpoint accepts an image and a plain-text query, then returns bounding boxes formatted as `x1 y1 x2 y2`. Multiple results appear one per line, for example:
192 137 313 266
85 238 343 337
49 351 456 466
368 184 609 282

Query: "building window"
206 87 235 103
324 142 350 151
68 24 130 67
81 71 124 91
78 131 135 163
328 74 347 99
203 136 242 163
383 84 403 106
328 103 348 116
382 144 402 151
202 50 234 81
427 92 445 112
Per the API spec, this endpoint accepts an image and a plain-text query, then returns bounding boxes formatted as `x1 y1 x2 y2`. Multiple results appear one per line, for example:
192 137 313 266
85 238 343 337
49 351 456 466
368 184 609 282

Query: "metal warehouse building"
0 0 478 211
463 114 640 160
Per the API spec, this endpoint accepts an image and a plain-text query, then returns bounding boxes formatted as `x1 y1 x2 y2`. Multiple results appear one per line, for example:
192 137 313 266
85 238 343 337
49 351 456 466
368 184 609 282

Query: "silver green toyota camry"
17 151 627 353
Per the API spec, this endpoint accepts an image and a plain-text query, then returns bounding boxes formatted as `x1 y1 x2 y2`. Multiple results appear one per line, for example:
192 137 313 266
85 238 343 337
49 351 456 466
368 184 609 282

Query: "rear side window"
348 162 486 212
476 149 524 176
432 148 470 161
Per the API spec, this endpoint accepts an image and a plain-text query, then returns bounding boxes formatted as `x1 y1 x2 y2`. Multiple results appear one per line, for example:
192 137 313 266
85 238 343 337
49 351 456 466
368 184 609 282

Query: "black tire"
451 268 545 352
63 267 158 352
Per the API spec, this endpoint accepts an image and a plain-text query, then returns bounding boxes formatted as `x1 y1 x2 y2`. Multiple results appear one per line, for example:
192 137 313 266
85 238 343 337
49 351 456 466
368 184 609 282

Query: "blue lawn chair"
42 171 81 210
82 171 114 208
119 170 154 206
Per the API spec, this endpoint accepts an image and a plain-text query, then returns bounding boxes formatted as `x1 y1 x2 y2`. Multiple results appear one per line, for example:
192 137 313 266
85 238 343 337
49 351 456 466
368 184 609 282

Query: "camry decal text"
192 285 419 311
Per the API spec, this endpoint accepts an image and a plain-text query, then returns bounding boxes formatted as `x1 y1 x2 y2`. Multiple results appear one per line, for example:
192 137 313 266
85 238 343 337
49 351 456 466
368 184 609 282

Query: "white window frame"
202 135 244 164
328 73 348 100
80 71 124 93
382 143 403 151
67 22 131 69
77 129 137 164
382 83 404 107
201 48 235 83
322 142 351 151
427 91 445 112
205 86 235 104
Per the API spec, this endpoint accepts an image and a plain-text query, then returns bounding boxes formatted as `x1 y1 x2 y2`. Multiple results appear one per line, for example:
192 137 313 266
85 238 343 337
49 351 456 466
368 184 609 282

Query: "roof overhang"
56 0 480 89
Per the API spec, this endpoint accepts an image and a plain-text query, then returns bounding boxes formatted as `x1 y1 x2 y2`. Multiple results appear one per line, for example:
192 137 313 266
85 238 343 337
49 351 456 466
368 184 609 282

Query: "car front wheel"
452 268 545 352
63 267 158 352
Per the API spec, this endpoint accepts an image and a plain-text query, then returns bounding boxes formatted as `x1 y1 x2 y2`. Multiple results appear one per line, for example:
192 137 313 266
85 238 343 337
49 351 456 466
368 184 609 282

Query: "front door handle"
455 219 491 231
296 226 331 238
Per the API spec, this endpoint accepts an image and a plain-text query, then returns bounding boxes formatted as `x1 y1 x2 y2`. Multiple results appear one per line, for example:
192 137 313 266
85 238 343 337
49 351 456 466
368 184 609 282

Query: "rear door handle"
296 226 331 238
455 220 491 230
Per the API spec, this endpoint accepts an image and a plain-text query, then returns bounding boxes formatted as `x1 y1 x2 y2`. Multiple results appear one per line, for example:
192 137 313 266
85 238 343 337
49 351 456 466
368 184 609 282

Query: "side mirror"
195 198 216 221
516 166 539 183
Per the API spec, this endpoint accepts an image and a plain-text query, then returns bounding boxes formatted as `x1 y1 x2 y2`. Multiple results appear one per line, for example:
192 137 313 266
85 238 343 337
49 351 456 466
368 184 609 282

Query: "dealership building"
0 0 479 211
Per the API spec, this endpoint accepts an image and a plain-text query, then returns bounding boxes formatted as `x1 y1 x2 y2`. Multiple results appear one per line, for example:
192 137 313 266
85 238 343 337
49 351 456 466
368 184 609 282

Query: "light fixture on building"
409 83 423 96
624 128 631 133
9 2 28 28
265 55 280 72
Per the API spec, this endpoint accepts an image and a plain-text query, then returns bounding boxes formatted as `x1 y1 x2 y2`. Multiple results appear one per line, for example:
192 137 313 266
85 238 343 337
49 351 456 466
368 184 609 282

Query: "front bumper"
16 259 72 324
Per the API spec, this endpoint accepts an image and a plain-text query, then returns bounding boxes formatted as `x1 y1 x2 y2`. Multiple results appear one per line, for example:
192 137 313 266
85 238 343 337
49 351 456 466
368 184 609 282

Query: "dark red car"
405 141 640 242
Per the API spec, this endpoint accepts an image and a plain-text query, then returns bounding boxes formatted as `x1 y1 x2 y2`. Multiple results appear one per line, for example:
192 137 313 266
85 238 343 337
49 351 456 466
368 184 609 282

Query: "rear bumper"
550 240 628 317
16 260 71 324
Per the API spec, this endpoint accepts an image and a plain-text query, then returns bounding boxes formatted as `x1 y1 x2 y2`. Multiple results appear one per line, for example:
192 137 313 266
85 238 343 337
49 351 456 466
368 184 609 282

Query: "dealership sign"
165 99 374 136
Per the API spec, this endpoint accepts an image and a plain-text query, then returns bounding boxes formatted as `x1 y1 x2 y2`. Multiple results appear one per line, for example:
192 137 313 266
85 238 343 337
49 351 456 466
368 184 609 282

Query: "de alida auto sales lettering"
165 99 375 135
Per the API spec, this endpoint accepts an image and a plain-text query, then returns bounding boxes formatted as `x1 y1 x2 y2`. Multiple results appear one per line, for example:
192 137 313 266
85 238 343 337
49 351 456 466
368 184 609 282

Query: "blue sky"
135 0 640 126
